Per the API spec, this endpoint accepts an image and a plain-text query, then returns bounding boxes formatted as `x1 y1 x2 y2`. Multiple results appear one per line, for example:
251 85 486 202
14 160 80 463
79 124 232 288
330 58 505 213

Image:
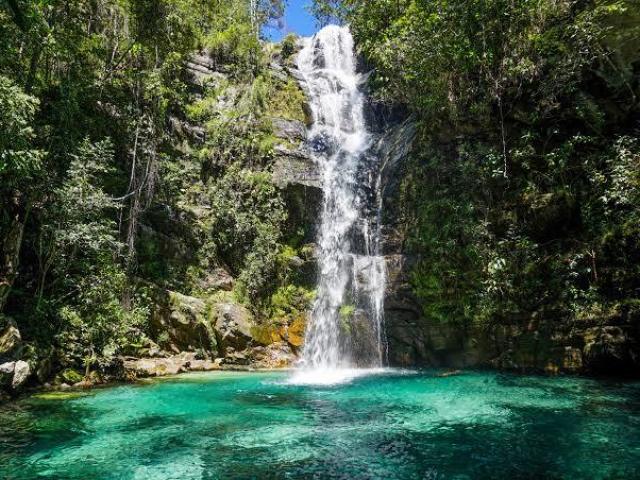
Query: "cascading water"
291 25 387 384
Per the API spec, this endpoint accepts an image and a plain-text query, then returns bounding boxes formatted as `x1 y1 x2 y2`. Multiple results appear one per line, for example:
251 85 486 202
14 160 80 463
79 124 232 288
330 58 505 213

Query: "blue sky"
264 0 318 41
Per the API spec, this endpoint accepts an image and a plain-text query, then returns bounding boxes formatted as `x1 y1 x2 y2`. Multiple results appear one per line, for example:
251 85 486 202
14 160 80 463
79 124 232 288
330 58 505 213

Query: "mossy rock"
58 369 84 384
33 391 89 401
250 325 282 346
283 316 306 348
266 78 307 124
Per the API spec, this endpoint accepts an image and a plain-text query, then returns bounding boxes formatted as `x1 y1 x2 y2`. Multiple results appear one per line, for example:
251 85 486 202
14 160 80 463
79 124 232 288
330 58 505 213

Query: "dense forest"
1 0 639 395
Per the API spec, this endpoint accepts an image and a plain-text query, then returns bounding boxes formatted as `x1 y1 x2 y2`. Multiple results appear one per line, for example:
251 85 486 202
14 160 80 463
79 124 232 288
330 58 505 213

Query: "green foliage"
269 284 315 325
280 33 298 60
0 0 285 378
266 78 308 124
0 76 45 191
56 264 150 371
30 139 120 306
205 165 287 302
339 304 355 320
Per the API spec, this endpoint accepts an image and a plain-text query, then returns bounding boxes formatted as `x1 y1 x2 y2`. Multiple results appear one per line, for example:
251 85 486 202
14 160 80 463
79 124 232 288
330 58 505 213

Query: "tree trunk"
0 201 29 312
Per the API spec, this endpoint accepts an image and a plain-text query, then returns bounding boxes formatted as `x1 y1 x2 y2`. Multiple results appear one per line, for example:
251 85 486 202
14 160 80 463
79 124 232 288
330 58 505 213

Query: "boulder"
151 290 218 355
197 267 234 292
0 361 15 374
123 352 221 377
123 354 190 377
122 338 165 358
0 320 22 361
224 349 251 365
0 361 15 387
11 360 30 389
281 317 306 349
253 342 297 369
188 358 222 371
213 303 256 351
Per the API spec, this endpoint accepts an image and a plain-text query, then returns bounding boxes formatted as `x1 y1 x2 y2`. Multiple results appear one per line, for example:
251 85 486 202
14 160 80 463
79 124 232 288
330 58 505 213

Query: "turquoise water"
1 370 639 479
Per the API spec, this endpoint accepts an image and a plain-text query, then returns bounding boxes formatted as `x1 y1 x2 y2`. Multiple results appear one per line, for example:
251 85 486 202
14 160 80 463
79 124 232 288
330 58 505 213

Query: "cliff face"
370 114 640 376
129 47 322 372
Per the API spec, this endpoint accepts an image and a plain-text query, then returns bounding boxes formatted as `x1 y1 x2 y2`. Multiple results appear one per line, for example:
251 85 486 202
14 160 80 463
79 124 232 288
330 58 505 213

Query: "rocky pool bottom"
0 370 639 479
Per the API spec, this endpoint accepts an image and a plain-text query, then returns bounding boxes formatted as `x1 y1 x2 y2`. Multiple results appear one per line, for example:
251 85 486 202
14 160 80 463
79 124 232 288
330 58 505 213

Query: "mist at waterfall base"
2 370 640 479
290 26 388 386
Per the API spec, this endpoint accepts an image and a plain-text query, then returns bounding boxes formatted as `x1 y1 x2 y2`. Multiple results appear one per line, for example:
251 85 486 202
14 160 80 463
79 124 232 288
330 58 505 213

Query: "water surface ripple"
1 370 639 479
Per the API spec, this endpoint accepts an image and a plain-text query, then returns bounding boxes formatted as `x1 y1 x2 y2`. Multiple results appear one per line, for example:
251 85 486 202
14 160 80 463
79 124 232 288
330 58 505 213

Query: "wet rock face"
582 325 639 374
384 304 640 374
367 118 425 366
272 145 322 246
272 148 321 190
271 118 306 144
252 342 297 369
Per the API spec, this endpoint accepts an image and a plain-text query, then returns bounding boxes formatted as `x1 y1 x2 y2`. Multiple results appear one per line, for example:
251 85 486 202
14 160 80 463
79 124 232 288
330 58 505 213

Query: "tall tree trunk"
0 198 29 312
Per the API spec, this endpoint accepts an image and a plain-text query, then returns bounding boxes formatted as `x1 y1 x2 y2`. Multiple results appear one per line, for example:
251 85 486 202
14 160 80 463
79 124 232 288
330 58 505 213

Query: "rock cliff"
371 114 640 376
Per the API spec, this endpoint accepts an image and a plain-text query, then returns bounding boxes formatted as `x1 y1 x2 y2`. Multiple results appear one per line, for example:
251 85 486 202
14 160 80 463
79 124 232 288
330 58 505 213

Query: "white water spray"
290 26 387 385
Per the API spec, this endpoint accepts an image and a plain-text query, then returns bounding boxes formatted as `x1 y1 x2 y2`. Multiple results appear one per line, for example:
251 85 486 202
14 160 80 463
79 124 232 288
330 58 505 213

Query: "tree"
0 76 45 311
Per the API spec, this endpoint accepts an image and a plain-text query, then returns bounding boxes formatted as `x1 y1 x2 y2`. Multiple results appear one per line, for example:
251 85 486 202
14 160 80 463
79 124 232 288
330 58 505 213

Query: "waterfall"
291 25 387 384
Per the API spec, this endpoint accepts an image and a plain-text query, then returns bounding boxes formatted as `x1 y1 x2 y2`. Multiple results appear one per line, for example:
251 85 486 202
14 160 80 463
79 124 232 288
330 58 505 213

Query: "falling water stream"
291 26 387 384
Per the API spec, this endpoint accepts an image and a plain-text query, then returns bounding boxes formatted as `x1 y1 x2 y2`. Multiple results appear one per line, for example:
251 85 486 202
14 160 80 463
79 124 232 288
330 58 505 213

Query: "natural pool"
1 370 639 479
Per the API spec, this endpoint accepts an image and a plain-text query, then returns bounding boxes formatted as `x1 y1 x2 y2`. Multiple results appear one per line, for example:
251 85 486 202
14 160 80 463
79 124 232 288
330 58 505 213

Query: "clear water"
1 370 639 479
